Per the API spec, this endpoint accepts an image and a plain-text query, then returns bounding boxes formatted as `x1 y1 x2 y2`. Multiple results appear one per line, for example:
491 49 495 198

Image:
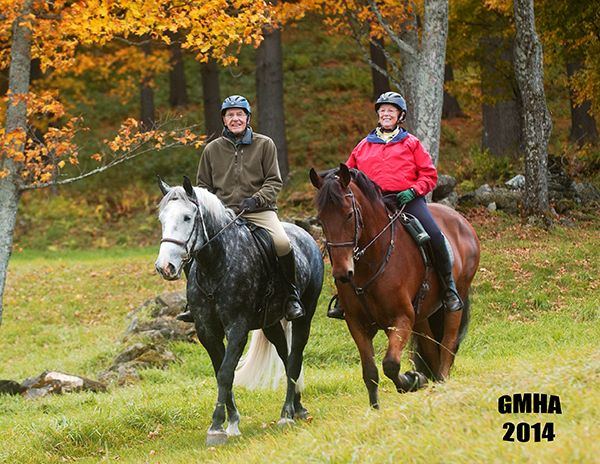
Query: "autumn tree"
536 1 599 147
0 0 274 326
284 0 448 166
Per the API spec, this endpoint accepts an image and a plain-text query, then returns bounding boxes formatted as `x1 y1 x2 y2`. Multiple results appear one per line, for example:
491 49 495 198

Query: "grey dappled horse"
155 176 324 445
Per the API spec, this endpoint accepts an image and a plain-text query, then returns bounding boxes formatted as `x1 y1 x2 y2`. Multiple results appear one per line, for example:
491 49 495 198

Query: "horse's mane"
314 168 384 211
158 185 234 222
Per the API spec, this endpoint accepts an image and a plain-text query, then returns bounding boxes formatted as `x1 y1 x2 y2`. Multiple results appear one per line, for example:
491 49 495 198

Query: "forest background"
3 0 599 255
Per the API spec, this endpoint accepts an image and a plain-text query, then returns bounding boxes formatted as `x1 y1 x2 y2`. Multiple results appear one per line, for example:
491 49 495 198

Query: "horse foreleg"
347 320 380 408
199 325 247 445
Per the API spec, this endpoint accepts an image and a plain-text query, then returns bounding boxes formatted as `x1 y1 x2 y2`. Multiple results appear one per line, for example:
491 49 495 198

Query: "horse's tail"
234 320 304 392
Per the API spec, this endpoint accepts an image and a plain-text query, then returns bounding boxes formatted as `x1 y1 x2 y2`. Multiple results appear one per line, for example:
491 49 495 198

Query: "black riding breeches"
390 195 445 250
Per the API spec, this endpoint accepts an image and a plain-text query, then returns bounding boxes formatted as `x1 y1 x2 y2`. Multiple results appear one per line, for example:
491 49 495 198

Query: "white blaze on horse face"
155 199 197 281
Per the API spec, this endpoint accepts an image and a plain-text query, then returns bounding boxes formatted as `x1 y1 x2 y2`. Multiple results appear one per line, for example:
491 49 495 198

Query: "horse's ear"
182 175 195 198
309 168 324 189
339 163 351 188
157 176 171 196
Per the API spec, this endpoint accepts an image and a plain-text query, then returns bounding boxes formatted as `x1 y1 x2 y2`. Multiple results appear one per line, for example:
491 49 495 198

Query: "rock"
14 371 106 400
433 175 457 202
574 182 600 204
437 191 459 209
555 199 575 215
127 291 187 319
505 175 525 189
559 217 579 229
0 380 26 396
116 365 140 387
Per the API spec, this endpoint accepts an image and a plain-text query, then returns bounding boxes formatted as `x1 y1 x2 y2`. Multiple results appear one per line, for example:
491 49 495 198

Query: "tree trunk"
442 64 465 120
168 31 190 108
370 36 390 101
399 0 448 166
201 57 221 142
566 58 599 146
0 0 34 325
140 35 155 130
513 0 553 228
480 33 522 159
255 12 289 184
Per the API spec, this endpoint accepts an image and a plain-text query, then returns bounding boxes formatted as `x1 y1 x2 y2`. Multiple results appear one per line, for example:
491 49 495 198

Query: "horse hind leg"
383 322 428 394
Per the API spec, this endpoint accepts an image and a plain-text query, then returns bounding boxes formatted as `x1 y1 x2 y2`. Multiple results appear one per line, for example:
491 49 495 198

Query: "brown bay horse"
310 164 480 408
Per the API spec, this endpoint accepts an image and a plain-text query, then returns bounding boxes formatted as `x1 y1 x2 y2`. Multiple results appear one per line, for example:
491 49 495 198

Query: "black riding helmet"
375 91 407 127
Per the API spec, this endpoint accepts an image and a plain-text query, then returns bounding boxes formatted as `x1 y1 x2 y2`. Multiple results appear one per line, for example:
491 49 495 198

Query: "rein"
160 199 245 261
326 186 407 329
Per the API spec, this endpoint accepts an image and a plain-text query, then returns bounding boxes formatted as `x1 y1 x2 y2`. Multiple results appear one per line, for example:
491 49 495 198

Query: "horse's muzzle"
155 261 181 281
333 268 354 284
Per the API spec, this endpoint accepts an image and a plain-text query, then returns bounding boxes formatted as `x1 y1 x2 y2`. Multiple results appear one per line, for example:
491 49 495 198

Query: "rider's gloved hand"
396 188 416 205
239 197 259 212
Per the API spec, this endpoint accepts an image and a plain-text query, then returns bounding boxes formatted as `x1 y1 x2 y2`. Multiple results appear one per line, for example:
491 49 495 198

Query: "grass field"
1 211 600 463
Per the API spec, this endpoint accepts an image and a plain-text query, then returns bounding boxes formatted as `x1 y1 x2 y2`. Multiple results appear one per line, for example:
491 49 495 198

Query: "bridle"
324 185 405 329
325 187 364 260
160 197 208 265
160 198 245 264
325 186 402 261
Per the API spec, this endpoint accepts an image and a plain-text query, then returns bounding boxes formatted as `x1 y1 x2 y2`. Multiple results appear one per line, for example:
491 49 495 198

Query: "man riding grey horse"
175 95 304 323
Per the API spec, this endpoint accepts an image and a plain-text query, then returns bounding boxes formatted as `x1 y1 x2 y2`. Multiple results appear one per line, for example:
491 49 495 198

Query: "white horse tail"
234 320 304 392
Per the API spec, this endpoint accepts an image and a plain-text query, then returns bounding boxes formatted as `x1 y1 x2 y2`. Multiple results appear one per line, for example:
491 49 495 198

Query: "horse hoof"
294 408 309 420
206 431 228 446
226 423 241 437
277 417 295 428
406 371 428 391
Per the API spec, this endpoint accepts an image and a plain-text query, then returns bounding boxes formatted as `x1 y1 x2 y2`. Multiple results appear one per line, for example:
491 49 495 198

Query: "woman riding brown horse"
310 164 480 408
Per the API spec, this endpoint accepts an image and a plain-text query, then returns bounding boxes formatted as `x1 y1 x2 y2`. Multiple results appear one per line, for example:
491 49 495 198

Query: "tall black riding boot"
279 249 305 321
433 245 464 313
175 260 195 323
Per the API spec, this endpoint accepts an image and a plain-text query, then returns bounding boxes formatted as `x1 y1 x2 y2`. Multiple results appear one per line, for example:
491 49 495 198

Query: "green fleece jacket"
196 128 283 214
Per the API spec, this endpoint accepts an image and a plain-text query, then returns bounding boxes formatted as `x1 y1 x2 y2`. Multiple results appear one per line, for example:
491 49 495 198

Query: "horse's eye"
183 215 192 222
347 212 353 221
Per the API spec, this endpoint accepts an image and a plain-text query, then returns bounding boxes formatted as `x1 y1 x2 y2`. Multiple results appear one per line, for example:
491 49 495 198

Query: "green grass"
1 214 600 463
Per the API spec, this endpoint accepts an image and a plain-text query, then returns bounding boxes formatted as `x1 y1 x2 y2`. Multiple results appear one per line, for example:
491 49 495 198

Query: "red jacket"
346 129 438 196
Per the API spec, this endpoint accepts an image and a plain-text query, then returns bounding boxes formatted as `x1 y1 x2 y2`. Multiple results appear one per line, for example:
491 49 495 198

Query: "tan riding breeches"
242 210 292 256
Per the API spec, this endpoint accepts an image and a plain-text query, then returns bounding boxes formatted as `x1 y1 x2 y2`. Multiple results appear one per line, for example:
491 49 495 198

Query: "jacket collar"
223 126 253 146
366 126 409 144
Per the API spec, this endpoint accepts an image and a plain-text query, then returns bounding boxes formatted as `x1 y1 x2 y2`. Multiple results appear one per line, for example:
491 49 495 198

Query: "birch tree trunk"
370 0 448 166
0 0 33 325
513 0 553 229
